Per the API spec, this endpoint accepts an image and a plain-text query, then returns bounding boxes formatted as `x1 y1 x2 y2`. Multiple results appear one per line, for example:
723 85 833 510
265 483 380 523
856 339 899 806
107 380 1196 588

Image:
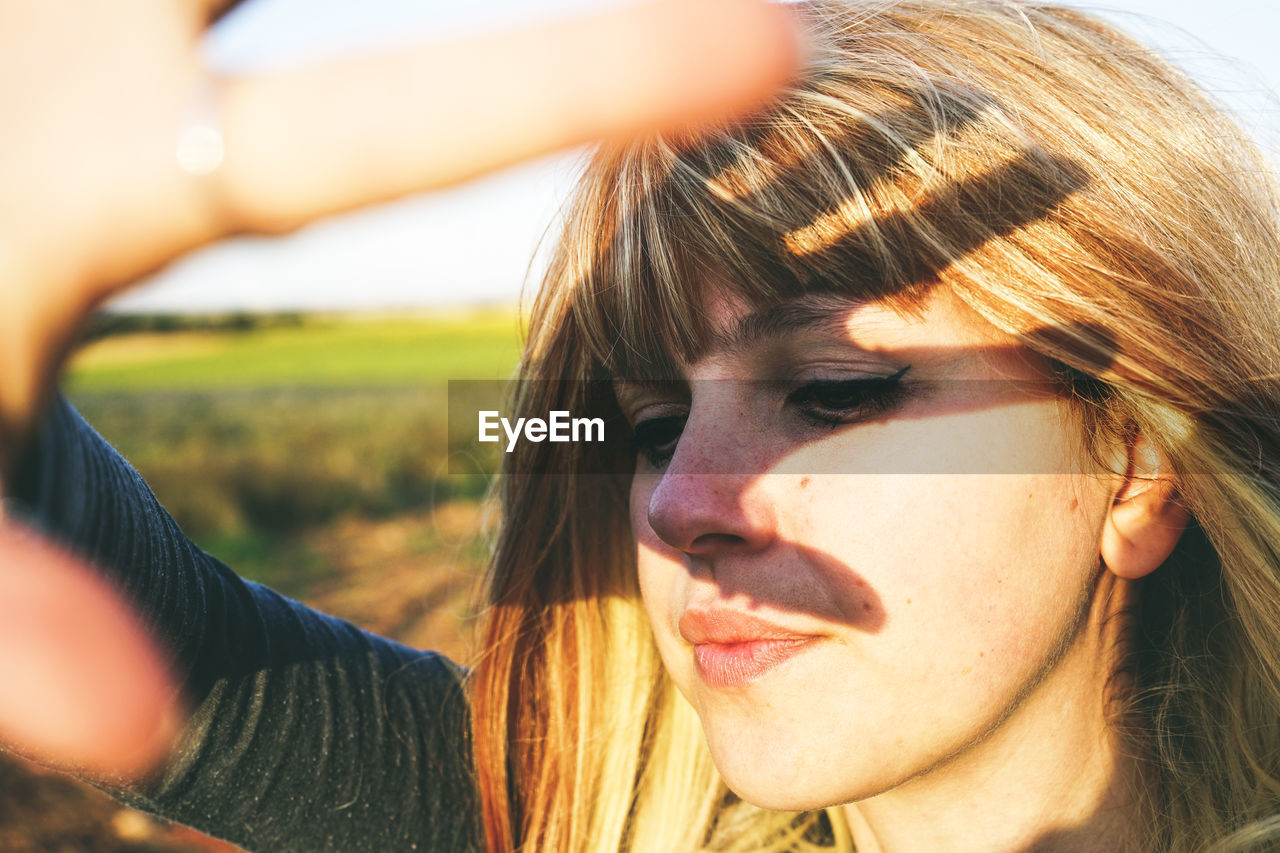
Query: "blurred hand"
0 0 798 435
0 0 798 778
0 523 181 780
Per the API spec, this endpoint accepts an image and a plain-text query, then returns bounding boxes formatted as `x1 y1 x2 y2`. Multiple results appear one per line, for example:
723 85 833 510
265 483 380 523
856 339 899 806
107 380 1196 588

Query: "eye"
788 365 912 428
627 415 686 468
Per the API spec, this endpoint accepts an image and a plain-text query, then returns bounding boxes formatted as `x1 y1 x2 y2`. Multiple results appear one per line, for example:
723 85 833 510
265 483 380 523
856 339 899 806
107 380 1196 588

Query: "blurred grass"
63 309 522 591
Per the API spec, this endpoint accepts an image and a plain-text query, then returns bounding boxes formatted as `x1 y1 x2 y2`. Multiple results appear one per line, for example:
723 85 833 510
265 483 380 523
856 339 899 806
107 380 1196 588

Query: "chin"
705 739 875 813
718 770 862 813
726 784 833 813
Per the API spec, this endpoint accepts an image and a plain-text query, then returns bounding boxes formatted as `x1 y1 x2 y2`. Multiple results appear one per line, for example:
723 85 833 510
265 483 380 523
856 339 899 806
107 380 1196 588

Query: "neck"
841 576 1146 853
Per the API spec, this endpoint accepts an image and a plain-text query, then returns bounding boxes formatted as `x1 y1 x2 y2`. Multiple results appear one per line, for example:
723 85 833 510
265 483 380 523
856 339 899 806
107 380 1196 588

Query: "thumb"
0 521 183 781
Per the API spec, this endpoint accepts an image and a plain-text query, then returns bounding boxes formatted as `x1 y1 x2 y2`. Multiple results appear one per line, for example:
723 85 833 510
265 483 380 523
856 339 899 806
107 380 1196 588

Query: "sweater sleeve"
6 396 483 853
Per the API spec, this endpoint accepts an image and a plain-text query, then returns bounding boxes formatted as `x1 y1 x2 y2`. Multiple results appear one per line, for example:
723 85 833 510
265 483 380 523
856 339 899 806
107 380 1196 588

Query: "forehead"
695 285 1015 366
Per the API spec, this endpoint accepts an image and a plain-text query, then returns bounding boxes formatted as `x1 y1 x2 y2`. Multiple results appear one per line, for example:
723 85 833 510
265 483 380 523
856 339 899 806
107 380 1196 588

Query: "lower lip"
693 638 819 687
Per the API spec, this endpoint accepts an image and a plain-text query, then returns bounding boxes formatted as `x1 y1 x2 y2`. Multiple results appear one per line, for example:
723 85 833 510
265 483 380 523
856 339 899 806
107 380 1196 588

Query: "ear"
1099 434 1191 580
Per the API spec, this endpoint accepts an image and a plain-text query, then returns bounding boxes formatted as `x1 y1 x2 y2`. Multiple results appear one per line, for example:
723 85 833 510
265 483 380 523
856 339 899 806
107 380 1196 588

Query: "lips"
679 608 822 687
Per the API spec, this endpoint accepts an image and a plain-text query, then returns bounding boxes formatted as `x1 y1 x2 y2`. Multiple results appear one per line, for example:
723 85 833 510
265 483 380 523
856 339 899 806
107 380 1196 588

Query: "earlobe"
1099 437 1191 580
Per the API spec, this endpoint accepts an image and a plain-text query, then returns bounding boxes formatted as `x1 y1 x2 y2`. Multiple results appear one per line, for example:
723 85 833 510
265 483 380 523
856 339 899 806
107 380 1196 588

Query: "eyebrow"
710 295 869 354
610 294 892 388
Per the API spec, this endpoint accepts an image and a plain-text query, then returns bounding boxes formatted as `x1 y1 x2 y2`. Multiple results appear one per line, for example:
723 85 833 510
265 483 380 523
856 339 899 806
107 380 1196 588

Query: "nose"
644 404 777 557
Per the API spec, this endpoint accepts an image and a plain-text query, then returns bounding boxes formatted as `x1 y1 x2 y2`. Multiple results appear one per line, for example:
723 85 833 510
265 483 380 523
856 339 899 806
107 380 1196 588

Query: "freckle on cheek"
800 476 811 489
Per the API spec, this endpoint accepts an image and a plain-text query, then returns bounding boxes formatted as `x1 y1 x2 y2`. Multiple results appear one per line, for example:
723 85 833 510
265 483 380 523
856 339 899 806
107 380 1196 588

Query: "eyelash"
790 365 912 429
626 366 912 469
628 415 686 468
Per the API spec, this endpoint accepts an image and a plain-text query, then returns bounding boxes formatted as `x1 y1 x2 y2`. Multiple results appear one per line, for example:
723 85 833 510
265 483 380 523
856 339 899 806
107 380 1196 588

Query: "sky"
110 0 1280 313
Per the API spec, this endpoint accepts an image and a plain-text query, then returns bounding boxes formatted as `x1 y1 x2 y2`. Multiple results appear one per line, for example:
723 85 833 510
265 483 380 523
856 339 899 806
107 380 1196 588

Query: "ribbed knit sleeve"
6 397 483 852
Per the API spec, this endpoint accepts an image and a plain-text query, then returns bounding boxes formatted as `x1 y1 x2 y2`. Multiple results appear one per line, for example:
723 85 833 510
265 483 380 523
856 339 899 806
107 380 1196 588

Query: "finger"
212 0 801 233
191 0 249 26
0 521 183 781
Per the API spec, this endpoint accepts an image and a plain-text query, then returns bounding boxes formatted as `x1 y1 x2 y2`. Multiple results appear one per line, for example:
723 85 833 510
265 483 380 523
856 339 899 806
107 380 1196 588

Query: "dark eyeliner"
788 365 912 428
627 415 686 467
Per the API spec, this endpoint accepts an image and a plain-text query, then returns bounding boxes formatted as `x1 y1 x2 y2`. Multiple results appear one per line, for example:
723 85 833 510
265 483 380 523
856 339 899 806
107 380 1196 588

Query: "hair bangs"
567 49 1090 381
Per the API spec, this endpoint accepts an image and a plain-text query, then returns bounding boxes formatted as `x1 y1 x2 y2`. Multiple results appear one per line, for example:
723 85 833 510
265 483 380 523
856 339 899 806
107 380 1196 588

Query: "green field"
67 309 524 391
63 310 523 590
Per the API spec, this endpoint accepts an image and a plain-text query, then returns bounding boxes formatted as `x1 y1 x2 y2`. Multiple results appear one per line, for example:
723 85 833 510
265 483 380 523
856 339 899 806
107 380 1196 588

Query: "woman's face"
617 285 1120 810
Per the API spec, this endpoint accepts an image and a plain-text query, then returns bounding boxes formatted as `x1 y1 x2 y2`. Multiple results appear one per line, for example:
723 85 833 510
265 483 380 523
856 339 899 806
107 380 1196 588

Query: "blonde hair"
467 2 1280 850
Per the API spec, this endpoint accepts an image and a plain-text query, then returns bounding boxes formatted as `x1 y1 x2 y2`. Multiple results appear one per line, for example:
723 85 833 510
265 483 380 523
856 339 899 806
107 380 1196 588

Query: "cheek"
791 402 1111 701
836 474 1102 639
630 476 692 680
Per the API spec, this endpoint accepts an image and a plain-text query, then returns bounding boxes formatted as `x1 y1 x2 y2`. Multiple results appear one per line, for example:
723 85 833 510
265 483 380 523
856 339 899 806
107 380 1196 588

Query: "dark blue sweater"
8 397 483 852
